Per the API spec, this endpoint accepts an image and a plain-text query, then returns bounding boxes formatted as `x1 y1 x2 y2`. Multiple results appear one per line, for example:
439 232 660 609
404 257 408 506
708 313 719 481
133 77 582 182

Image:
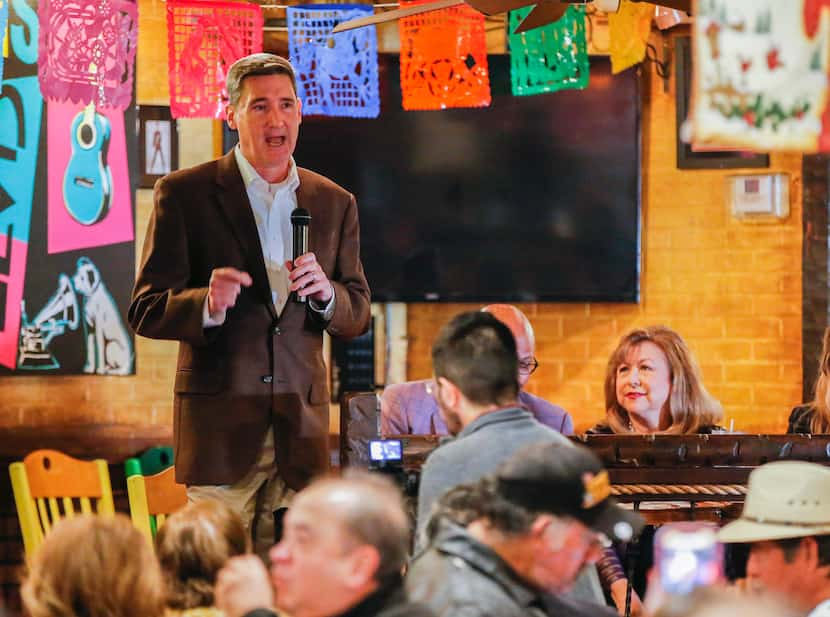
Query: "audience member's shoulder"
520 390 565 414
380 602 438 617
383 380 430 402
297 167 353 200
544 592 618 617
585 422 614 435
422 436 460 468
408 553 515 617
520 391 574 434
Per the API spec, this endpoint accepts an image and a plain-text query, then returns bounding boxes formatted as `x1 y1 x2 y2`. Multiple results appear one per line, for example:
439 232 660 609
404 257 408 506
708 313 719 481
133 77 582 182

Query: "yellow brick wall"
405 68 803 434
136 0 169 105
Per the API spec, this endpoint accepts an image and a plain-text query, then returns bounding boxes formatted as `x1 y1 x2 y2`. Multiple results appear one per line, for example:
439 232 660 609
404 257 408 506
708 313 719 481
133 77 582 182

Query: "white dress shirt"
203 148 334 327
809 599 830 617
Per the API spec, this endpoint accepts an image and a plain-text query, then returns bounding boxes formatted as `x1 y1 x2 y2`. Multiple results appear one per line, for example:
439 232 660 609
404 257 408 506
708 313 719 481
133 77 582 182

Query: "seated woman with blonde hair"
156 499 250 617
789 326 830 434
21 514 164 617
588 325 724 616
590 325 723 434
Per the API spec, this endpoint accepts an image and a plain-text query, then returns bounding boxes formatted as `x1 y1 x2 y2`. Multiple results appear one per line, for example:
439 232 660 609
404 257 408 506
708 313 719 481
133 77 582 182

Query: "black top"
242 578 434 617
585 423 725 435
788 404 814 434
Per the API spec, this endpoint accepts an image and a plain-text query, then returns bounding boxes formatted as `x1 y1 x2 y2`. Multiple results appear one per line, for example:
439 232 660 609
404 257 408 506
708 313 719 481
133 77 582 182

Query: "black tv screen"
293 54 641 303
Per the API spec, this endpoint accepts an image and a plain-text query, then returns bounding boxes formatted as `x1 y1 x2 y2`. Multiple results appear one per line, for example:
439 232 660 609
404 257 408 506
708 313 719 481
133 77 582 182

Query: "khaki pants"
186 429 295 559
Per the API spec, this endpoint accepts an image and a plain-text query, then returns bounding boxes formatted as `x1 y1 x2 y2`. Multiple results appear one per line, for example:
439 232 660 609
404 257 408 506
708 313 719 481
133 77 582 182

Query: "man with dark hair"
416 311 572 537
382 305 572 436
407 441 644 617
130 52 371 555
717 461 830 617
215 472 434 617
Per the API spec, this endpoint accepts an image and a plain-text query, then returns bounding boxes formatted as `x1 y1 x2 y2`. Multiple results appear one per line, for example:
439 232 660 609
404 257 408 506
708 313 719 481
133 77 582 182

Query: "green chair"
125 446 185 542
124 445 174 478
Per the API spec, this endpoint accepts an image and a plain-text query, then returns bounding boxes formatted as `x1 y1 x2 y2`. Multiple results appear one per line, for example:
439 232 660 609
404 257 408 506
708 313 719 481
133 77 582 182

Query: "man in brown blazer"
129 53 371 553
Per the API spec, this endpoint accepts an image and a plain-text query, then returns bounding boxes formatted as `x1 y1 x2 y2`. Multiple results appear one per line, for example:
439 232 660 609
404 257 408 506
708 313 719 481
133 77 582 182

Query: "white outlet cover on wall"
726 173 790 221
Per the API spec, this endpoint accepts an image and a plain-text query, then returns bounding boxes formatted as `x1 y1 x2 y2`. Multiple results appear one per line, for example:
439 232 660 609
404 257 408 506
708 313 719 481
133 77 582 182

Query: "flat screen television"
285 54 640 302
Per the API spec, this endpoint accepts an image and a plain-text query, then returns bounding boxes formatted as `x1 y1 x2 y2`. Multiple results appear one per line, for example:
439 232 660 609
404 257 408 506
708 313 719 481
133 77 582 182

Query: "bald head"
297 472 410 581
271 472 410 617
482 304 535 387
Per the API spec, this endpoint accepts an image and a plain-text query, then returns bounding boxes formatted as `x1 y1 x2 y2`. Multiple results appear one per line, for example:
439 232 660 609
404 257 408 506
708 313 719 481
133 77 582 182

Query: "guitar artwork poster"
46 100 134 253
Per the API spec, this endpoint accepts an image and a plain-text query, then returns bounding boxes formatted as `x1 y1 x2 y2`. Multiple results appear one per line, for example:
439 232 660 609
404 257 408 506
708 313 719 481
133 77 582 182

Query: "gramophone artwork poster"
0 0 137 376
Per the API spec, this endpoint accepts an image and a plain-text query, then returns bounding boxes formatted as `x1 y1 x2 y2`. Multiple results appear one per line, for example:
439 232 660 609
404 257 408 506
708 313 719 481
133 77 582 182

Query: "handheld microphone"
291 207 311 303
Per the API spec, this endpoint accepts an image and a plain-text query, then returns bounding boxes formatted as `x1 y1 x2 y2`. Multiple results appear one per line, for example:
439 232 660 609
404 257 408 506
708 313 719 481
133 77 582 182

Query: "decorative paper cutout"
508 4 588 96
167 0 264 119
398 0 490 110
47 100 134 254
287 4 380 118
37 0 138 109
607 0 652 74
0 76 43 369
0 0 8 83
654 6 690 30
804 0 830 149
805 0 830 38
692 0 830 152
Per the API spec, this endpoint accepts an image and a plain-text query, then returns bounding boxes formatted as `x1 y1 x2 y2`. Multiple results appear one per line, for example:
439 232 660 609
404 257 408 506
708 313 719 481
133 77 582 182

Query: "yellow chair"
127 465 188 543
9 449 115 557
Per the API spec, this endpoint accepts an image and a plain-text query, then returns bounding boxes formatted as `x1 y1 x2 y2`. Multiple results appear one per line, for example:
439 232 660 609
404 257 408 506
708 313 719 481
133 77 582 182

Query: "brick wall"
136 0 169 105
406 66 803 434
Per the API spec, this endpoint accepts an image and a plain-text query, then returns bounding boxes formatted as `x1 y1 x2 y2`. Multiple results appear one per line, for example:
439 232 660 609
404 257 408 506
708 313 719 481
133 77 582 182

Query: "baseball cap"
495 441 644 542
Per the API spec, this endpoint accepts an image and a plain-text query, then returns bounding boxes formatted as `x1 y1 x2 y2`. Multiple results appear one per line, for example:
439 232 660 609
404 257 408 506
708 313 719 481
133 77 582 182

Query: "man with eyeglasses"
381 304 573 437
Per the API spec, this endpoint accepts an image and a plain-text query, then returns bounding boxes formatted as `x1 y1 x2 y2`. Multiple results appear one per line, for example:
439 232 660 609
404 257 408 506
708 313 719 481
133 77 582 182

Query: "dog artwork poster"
17 258 134 375
0 2 136 375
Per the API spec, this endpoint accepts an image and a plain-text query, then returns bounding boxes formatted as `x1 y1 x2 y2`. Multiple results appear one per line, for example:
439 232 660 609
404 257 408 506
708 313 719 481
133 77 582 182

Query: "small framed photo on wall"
138 106 178 188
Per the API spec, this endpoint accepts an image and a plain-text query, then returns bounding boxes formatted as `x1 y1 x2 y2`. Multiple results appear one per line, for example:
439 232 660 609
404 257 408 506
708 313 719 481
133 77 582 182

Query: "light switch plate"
726 173 790 222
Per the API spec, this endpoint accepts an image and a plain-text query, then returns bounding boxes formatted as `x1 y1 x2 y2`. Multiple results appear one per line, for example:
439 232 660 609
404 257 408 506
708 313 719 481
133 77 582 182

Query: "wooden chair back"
9 449 114 557
127 465 187 542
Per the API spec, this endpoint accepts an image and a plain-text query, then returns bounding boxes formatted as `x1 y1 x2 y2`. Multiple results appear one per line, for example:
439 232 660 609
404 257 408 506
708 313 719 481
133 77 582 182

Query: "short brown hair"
226 53 297 106
431 311 519 406
155 499 249 610
21 514 164 617
603 325 722 434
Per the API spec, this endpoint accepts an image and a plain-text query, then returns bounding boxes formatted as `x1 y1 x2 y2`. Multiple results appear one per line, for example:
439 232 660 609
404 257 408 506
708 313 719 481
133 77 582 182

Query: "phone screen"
654 522 724 595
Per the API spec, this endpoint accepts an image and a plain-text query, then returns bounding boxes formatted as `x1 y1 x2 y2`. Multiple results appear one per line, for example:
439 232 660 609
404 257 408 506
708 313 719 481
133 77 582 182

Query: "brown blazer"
129 152 371 489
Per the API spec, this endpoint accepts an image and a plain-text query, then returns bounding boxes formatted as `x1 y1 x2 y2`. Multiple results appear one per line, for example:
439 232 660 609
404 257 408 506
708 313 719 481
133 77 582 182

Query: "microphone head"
291 208 312 226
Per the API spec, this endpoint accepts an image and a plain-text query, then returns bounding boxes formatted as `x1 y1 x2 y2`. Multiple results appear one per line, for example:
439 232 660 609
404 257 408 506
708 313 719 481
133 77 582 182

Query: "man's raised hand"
208 267 253 321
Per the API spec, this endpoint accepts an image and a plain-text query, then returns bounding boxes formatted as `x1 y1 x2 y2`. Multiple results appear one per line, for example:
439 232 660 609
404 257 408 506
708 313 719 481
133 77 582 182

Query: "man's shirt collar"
234 146 300 195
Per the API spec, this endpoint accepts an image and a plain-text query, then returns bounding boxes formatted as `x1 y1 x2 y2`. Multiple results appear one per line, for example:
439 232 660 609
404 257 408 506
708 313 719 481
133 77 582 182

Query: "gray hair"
304 471 410 585
226 53 297 106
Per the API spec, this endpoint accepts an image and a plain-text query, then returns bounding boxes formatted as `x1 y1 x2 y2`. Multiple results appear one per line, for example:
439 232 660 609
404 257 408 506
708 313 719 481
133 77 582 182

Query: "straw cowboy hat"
718 461 830 543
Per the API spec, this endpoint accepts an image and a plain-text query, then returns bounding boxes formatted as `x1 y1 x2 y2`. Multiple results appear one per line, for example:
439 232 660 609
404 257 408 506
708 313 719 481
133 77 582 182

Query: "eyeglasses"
518 356 539 375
